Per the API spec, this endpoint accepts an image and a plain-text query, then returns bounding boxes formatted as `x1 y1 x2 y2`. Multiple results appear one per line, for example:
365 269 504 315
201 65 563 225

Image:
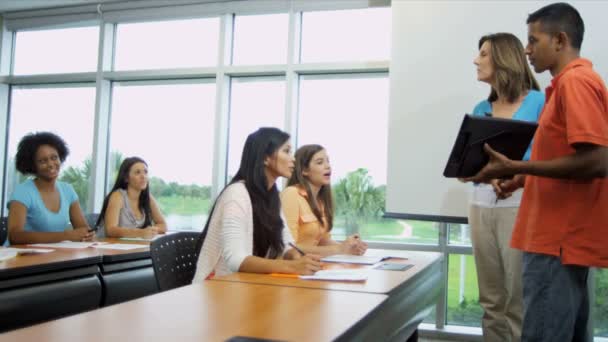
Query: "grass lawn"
447 254 480 308
334 217 439 244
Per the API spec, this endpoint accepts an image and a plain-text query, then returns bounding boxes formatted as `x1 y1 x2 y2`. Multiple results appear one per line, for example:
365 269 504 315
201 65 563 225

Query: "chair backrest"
0 217 7 246
85 213 100 229
150 232 201 291
85 213 104 238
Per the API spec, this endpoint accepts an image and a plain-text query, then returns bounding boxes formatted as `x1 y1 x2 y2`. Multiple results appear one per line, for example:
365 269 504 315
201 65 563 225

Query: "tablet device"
443 114 538 178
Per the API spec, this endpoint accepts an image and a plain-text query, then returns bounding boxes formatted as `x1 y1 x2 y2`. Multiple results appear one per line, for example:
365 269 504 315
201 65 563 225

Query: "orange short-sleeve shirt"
280 185 330 245
510 58 608 267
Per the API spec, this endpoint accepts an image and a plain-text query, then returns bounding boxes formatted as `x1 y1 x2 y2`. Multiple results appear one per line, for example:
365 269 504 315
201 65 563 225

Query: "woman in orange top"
281 144 367 256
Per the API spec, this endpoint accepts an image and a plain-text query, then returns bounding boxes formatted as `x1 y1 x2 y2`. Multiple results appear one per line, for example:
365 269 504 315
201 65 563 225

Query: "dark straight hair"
196 127 290 259
527 2 585 49
287 144 334 231
96 157 152 229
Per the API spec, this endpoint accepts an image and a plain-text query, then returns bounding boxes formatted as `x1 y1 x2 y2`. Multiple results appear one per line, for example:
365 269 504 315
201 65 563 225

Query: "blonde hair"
479 33 540 103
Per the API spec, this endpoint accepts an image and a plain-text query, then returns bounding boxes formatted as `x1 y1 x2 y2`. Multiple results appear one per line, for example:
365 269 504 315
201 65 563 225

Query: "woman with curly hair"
7 132 94 245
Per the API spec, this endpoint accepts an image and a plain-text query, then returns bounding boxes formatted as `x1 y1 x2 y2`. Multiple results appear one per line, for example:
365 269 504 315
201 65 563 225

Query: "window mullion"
211 13 234 198
89 21 115 213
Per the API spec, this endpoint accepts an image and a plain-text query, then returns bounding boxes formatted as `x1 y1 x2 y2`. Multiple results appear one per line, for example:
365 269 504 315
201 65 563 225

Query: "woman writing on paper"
96 157 167 239
192 128 322 282
468 33 544 342
281 144 367 256
7 132 94 245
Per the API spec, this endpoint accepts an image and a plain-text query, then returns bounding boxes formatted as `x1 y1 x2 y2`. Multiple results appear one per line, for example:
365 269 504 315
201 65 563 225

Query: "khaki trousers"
469 205 523 342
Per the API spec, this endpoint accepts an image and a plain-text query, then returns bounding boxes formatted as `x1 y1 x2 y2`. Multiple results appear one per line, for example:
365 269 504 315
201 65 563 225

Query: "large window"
232 14 289 65
5 86 96 212
227 77 285 181
595 268 608 337
13 26 99 75
449 224 472 245
447 254 482 327
114 18 220 70
110 81 216 230
300 8 391 63
296 74 437 243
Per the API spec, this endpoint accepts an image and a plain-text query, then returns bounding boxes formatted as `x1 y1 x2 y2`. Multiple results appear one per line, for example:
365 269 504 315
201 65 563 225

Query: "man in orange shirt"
465 3 608 341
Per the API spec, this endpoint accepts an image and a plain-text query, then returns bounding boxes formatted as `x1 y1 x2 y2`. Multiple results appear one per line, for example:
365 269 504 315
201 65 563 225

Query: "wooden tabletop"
0 238 152 275
212 250 442 295
94 238 151 262
0 247 101 280
0 281 387 342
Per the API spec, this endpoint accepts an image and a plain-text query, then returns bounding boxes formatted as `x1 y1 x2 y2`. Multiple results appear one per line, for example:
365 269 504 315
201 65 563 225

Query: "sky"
7 8 391 188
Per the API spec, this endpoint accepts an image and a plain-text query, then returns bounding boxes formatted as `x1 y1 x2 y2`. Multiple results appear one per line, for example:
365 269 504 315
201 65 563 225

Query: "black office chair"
85 213 104 238
0 217 7 245
85 213 100 229
150 232 201 292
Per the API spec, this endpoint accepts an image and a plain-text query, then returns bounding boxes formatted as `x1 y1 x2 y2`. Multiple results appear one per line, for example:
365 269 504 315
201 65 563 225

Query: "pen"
288 242 306 256
270 273 300 278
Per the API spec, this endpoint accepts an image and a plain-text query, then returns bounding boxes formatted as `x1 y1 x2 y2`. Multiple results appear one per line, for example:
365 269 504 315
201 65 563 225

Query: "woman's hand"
65 227 95 242
289 254 322 275
141 226 159 239
340 234 368 255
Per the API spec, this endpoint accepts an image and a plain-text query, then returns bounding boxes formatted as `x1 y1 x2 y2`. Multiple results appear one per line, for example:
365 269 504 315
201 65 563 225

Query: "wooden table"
0 281 388 342
0 247 102 332
94 238 158 305
0 238 158 332
213 250 443 341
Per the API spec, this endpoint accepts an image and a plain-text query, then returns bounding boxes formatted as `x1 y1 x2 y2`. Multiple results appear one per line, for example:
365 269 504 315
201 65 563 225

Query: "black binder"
443 114 538 178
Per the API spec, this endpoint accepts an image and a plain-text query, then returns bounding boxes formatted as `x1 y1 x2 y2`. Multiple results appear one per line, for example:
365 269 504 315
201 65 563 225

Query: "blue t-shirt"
7 179 79 234
472 89 545 160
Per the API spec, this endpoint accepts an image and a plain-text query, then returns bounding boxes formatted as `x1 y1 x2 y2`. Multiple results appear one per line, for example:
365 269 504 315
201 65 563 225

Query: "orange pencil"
270 273 300 278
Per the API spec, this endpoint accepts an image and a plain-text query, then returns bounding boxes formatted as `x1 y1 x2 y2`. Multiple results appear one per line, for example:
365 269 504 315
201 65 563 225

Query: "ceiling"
0 0 230 14
0 0 130 13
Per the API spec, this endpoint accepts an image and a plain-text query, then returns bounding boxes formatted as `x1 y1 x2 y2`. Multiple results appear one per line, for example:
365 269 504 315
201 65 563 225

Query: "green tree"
108 151 124 184
57 152 124 210
333 168 385 235
60 159 91 209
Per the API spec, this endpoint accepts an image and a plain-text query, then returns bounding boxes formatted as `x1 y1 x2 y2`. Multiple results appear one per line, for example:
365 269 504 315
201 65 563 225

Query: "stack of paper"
300 269 369 282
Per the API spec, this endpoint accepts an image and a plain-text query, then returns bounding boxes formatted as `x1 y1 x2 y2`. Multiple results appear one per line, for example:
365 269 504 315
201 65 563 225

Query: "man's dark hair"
527 2 585 49
15 131 69 175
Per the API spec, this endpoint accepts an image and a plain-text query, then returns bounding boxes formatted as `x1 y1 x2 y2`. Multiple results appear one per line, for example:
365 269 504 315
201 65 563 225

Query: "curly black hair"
15 132 69 175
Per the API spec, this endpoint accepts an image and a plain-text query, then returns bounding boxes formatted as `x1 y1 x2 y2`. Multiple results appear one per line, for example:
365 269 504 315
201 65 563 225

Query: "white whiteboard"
385 0 608 222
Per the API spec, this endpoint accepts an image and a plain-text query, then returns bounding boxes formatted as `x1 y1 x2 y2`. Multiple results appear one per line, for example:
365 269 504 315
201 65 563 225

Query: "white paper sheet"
119 236 161 242
300 269 369 281
320 254 387 265
93 243 147 250
29 241 106 249
4 247 54 255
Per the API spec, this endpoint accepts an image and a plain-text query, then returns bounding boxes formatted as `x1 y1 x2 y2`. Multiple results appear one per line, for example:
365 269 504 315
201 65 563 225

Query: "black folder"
443 114 538 178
